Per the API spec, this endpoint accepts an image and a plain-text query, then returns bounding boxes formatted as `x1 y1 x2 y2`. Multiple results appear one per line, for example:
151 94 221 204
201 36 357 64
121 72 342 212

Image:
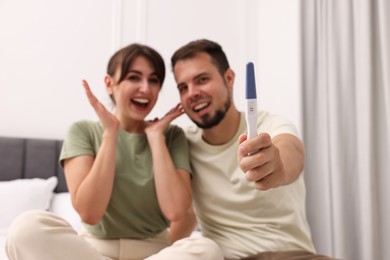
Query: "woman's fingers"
81 80 119 131
163 103 184 121
82 80 101 110
145 104 184 135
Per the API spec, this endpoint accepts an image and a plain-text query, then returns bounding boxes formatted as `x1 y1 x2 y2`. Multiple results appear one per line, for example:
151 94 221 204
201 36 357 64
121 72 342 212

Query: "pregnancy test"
245 62 258 139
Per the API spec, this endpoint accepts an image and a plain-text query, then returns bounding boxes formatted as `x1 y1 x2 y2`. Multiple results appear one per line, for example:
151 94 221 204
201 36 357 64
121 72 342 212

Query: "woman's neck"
119 118 147 134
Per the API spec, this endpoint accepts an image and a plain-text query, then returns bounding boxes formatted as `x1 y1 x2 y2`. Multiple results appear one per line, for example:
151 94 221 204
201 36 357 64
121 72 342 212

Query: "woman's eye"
149 78 160 85
128 75 140 81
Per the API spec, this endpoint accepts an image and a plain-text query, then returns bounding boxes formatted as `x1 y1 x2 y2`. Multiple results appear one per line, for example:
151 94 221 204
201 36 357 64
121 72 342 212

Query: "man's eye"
198 77 208 84
178 86 187 93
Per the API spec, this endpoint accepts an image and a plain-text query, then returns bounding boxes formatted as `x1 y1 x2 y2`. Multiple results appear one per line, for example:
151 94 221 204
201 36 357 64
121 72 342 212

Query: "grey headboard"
0 137 68 193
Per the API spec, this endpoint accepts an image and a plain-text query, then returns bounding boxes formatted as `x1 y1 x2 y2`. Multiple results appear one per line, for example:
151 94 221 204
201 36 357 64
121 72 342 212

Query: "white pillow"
0 176 58 230
50 192 83 231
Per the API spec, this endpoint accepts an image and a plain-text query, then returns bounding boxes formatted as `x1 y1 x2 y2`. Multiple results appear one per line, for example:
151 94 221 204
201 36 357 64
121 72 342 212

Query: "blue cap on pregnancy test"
246 62 257 99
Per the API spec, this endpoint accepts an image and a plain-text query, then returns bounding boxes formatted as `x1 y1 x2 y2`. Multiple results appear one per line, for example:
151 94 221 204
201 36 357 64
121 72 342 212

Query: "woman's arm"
64 80 120 225
169 206 197 242
63 130 118 225
145 104 192 222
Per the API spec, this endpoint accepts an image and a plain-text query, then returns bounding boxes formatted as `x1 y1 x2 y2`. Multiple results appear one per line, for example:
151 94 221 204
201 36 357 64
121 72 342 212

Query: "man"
170 39 335 260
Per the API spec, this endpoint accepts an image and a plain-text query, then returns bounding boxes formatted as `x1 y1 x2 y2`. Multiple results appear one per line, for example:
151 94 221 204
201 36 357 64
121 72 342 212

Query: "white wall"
0 0 301 140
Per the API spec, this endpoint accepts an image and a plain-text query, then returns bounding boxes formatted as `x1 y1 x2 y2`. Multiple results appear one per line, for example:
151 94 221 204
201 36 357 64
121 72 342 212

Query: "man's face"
173 52 233 129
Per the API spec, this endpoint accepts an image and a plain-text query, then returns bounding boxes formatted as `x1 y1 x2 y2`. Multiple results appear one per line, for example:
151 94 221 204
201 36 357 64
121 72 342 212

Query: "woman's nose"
139 79 151 93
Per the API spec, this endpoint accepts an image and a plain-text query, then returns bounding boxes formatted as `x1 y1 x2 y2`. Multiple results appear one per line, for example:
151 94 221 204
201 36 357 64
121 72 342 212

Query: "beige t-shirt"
186 111 315 259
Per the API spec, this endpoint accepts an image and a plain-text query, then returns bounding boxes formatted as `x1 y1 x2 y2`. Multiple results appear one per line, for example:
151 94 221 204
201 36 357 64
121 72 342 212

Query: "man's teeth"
132 98 149 104
194 103 208 111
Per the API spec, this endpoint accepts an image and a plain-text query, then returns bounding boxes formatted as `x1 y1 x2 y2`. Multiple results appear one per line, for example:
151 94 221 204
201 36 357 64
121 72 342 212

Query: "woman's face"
108 55 161 123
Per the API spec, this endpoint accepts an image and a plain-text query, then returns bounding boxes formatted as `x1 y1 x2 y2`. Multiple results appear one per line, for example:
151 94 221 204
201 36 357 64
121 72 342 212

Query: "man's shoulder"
257 111 298 137
184 125 202 142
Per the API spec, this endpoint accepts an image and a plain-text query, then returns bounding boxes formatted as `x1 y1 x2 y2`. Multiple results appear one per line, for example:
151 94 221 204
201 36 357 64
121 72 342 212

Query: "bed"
0 136 201 259
0 136 81 260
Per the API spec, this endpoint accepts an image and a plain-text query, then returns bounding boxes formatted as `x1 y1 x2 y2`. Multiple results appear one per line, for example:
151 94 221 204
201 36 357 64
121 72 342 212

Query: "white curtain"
301 0 390 260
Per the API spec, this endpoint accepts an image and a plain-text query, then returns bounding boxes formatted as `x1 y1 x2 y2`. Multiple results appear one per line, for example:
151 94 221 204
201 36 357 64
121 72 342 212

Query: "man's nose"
187 85 200 98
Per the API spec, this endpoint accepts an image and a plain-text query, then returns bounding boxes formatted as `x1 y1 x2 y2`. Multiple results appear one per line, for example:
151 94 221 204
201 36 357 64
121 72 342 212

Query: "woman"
6 43 222 260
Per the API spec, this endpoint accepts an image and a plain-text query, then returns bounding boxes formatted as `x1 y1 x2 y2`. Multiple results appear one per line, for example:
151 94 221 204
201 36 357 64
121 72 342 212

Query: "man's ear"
224 68 235 89
105 75 114 95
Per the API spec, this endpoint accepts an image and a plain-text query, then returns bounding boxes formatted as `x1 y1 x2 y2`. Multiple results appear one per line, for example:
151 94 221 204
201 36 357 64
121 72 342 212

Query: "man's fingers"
253 176 273 191
239 133 272 156
239 144 275 174
237 134 249 162
238 134 247 146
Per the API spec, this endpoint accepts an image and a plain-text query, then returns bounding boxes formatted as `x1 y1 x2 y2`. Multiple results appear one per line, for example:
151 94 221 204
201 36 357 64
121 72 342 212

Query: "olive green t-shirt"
60 120 191 239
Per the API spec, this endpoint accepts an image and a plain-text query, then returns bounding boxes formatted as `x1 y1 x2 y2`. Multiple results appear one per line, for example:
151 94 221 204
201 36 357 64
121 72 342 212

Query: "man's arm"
237 133 304 190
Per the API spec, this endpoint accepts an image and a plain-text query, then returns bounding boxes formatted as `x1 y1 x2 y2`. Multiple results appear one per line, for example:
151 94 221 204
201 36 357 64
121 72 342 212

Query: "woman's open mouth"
131 98 149 109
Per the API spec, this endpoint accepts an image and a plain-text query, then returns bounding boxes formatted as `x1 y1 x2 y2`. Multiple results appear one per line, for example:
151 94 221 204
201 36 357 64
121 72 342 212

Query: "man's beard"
192 97 231 129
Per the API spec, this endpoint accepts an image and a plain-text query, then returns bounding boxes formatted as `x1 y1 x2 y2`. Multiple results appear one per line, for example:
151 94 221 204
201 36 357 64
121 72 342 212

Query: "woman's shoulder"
166 124 185 135
164 124 187 143
66 120 102 137
69 120 100 130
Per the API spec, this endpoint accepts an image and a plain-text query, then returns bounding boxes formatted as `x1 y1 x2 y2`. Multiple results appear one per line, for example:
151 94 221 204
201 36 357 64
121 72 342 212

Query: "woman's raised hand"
145 103 184 138
82 80 120 133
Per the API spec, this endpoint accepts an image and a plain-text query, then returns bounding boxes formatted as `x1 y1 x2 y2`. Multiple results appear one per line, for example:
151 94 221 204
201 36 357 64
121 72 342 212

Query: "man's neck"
201 107 241 145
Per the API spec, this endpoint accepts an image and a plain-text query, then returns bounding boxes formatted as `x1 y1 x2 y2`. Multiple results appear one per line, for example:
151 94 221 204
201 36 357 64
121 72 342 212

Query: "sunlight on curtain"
301 0 390 260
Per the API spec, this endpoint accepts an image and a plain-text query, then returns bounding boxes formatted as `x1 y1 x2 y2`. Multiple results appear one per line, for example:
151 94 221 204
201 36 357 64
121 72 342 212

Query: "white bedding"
0 228 8 260
0 192 81 260
0 177 62 260
0 192 201 260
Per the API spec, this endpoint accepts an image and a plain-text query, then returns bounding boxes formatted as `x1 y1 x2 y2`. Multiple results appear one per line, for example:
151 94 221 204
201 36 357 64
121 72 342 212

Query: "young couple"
6 39 335 260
